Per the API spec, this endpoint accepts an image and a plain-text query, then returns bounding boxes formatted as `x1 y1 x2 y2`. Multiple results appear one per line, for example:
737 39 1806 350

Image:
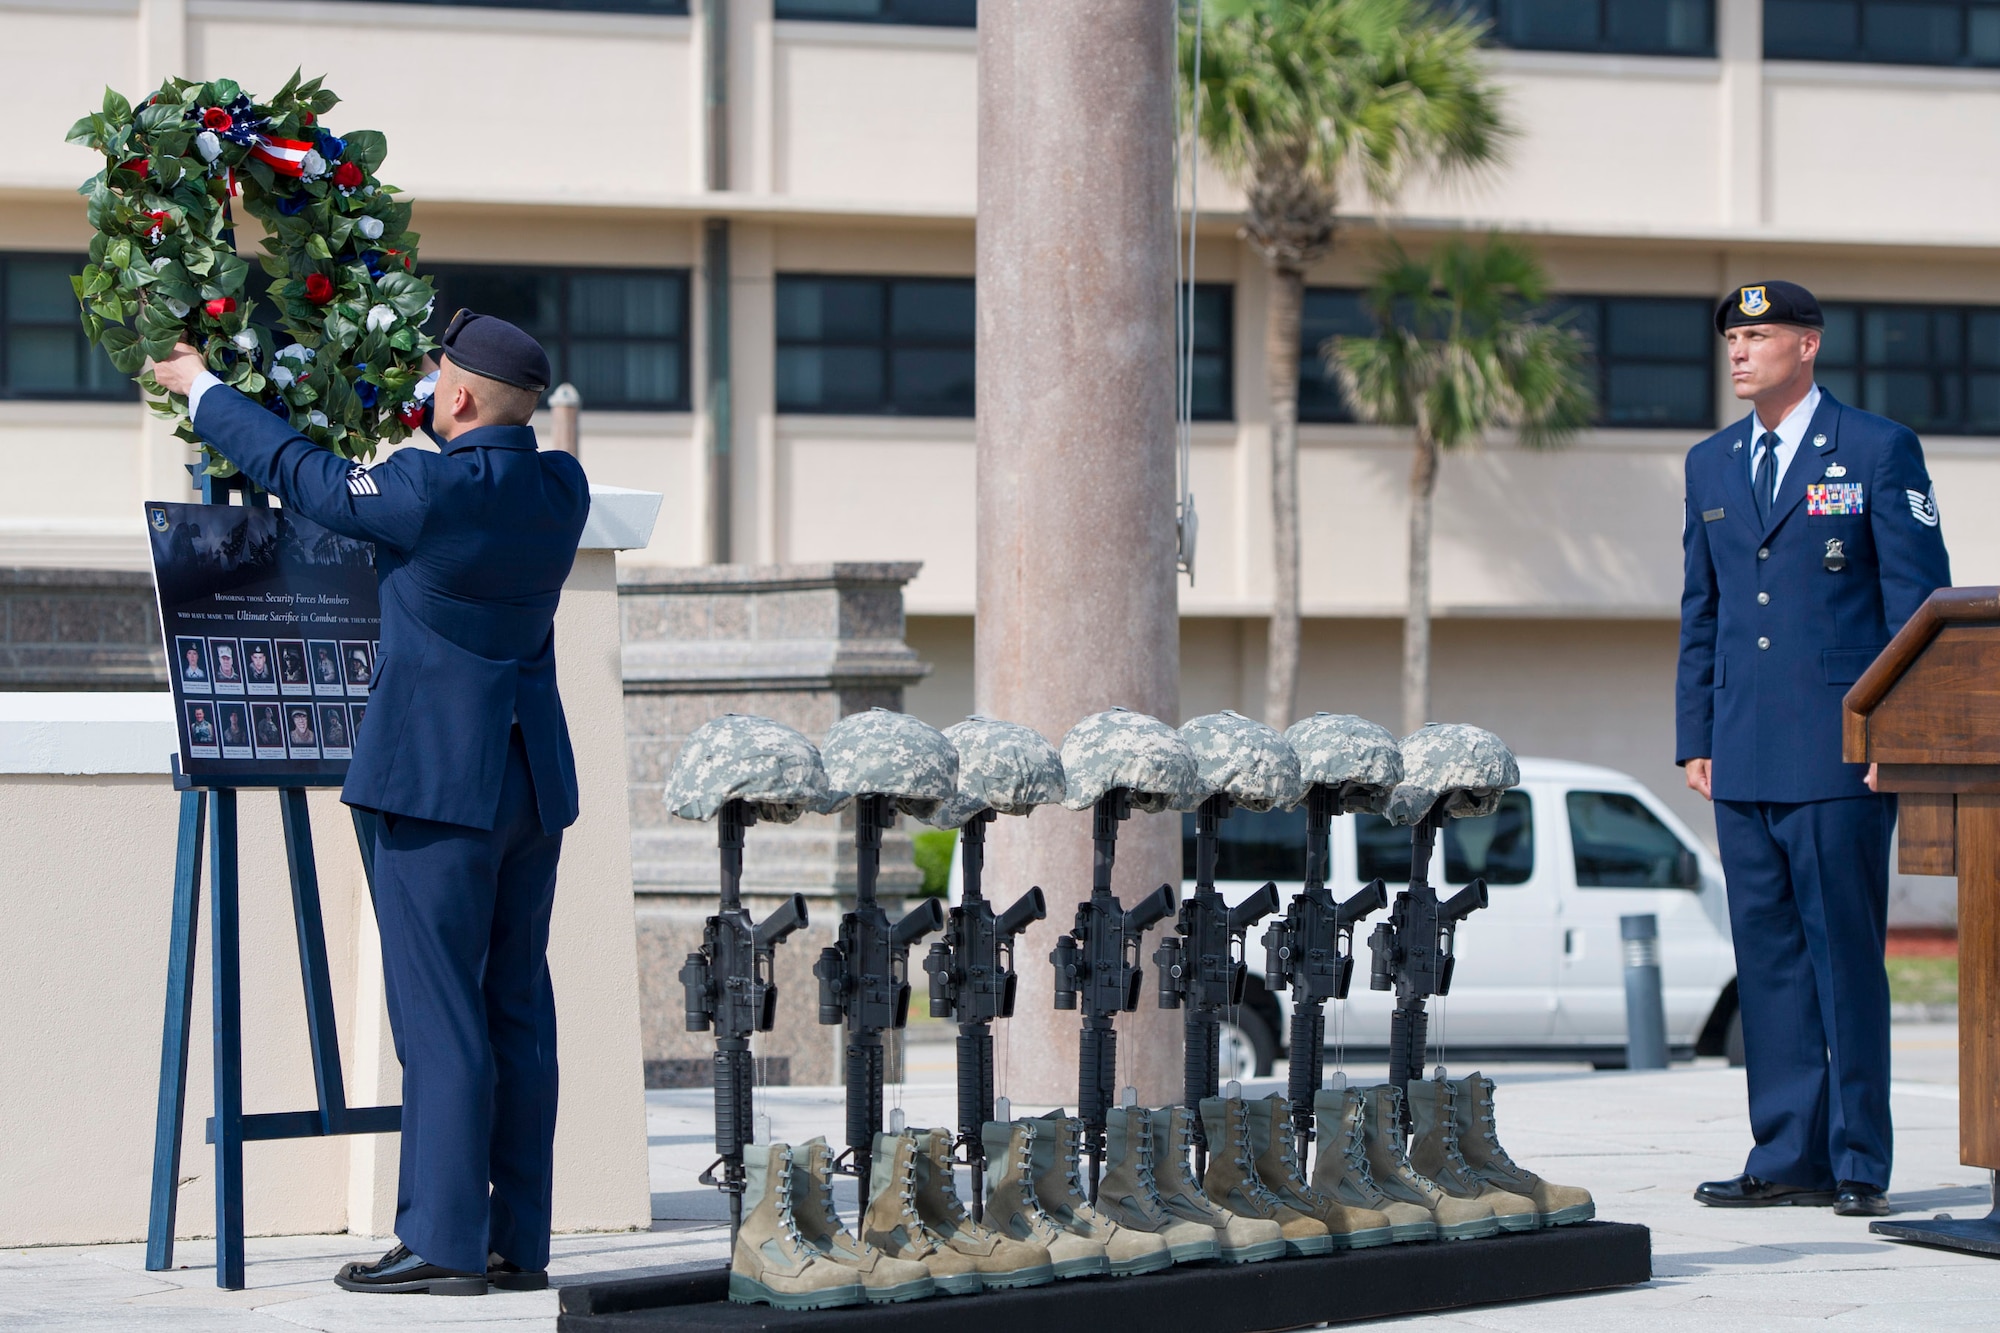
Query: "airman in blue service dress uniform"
153 312 590 1295
1677 281 1950 1218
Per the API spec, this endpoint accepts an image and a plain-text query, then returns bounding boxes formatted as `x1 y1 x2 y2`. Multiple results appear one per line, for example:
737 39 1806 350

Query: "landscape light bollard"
550 382 580 456
1620 913 1669 1071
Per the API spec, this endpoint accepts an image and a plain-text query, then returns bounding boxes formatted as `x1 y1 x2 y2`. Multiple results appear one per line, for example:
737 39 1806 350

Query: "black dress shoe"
1834 1182 1891 1217
1693 1174 1839 1207
334 1243 487 1295
487 1251 549 1292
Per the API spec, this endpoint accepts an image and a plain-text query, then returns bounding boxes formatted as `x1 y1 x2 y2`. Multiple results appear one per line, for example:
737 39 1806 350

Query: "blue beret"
1716 280 1823 335
439 309 550 393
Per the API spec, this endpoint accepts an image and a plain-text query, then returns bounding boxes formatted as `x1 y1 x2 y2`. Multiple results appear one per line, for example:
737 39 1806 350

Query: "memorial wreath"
66 72 438 472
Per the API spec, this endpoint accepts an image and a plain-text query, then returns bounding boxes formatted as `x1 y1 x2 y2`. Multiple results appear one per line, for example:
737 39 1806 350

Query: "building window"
343 1 690 13
1766 0 2000 67
422 265 691 411
776 274 975 417
2 254 135 402
1299 289 1712 430
1814 302 2000 436
1460 0 1714 55
775 0 976 25
1183 283 1235 422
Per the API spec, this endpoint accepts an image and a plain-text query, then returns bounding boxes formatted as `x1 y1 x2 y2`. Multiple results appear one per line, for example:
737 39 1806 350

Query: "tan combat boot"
1310 1088 1437 1242
861 1131 984 1295
981 1119 1110 1279
1360 1084 1499 1241
1244 1094 1393 1250
1097 1106 1221 1264
1150 1105 1285 1264
1027 1111 1174 1276
1197 1096 1333 1257
910 1127 1054 1289
727 1143 868 1310
1407 1076 1540 1233
1453 1072 1595 1227
788 1137 935 1304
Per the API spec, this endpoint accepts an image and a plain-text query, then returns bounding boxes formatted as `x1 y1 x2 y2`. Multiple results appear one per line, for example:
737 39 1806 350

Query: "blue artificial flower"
267 397 291 418
277 191 310 217
362 251 386 279
354 380 379 409
315 130 347 161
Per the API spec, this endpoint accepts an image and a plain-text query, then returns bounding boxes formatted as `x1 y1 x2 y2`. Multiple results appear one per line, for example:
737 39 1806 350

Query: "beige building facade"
5 0 2000 850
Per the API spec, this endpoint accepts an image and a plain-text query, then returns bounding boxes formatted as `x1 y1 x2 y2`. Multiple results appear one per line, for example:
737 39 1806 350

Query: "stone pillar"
977 1 1183 1105
622 562 931 1089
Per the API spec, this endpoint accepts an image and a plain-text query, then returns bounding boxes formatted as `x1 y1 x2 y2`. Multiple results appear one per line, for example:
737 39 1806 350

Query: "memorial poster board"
147 501 380 782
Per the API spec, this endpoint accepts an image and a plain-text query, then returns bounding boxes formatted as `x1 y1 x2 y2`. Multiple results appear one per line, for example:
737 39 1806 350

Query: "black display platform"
557 1220 1650 1333
1873 1213 2000 1257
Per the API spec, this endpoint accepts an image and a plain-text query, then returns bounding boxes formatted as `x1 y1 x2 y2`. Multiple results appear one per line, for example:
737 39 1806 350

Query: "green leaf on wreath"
305 232 332 261
342 130 387 174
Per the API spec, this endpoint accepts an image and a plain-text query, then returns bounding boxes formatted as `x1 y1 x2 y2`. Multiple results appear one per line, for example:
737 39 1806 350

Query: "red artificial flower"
202 106 233 132
302 111 316 126
332 161 364 189
304 273 335 305
204 297 236 318
396 402 426 429
117 157 148 177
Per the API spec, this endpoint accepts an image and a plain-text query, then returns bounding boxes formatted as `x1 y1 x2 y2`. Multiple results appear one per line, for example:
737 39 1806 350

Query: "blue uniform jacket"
194 387 590 833
1676 389 1950 803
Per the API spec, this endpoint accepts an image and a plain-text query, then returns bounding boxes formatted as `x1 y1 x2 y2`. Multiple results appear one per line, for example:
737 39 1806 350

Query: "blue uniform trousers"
1714 794 1894 1191
374 726 562 1273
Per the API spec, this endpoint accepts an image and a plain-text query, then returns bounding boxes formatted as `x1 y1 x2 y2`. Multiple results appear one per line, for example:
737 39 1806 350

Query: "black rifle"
1049 789 1176 1200
922 809 1046 1219
1367 806 1488 1131
678 798 810 1245
1155 793 1279 1170
814 792 946 1192
1260 784 1388 1159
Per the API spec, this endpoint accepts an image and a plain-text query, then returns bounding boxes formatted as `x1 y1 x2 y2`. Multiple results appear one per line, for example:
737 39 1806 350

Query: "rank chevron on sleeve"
346 465 379 497
1907 488 1939 527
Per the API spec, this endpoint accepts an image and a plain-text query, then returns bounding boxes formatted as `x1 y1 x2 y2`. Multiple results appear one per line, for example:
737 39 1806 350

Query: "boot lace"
1339 1105 1385 1195
1123 1110 1175 1222
770 1149 818 1261
1427 1083 1484 1189
924 1132 981 1232
1226 1108 1288 1212
891 1142 939 1255
1473 1083 1525 1174
1009 1124 1065 1239
1269 1100 1328 1203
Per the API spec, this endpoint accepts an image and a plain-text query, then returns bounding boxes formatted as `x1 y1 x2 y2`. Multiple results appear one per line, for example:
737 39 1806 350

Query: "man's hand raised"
1685 757 1713 801
149 342 206 397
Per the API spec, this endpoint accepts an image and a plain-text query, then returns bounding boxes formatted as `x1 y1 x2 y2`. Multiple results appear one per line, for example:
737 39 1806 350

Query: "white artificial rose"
151 257 171 272
272 365 295 389
195 131 221 163
355 216 384 241
276 342 313 364
308 410 329 427
300 149 326 180
366 304 396 332
232 330 258 353
165 298 191 319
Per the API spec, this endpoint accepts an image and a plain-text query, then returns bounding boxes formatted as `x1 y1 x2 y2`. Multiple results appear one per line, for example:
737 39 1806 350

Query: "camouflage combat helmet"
1384 724 1521 827
1059 707 1203 813
1179 711 1302 813
1285 713 1404 815
820 707 960 820
923 716 1066 829
663 713 833 824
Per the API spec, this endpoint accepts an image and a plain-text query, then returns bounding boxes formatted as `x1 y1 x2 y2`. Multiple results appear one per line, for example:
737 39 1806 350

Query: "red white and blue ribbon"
250 134 316 177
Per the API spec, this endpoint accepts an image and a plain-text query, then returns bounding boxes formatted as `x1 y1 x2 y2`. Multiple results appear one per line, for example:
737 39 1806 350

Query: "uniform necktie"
1754 430 1779 524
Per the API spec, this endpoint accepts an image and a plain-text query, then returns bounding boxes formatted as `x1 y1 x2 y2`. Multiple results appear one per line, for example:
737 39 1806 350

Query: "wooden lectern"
1844 586 2000 1254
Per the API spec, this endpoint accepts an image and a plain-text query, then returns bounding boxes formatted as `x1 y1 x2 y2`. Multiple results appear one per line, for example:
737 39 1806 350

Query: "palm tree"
1185 0 1507 729
1327 234 1594 736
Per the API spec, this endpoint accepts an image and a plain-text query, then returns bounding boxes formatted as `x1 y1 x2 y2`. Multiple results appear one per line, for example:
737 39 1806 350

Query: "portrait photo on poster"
277 638 310 694
349 702 367 742
251 702 287 760
241 637 277 694
319 703 352 759
175 636 210 693
147 501 380 781
210 638 244 695
341 640 372 696
309 639 344 697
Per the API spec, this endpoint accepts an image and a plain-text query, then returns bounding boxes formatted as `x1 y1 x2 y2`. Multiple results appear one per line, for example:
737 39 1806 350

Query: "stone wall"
0 569 164 689
621 563 932 1088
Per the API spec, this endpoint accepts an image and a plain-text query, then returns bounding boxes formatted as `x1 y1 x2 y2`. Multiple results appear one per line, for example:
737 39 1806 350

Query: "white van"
1183 758 1741 1079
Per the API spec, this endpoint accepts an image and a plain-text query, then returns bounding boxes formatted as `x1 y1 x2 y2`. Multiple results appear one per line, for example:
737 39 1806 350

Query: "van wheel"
1725 1009 1745 1067
1220 1008 1279 1080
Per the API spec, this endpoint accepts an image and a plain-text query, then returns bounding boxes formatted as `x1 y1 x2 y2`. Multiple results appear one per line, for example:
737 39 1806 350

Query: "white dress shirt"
1747 383 1822 506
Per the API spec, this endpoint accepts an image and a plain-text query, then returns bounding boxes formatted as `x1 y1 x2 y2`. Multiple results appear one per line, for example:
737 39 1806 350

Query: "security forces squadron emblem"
1739 286 1771 318
148 506 169 533
1824 538 1847 573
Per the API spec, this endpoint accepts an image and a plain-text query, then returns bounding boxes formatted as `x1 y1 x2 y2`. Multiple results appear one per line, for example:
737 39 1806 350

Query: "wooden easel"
143 471 399 1290
1845 586 2000 1255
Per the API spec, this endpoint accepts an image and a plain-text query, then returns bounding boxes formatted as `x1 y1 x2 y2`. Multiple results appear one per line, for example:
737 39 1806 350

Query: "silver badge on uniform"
1824 463 1846 478
1813 433 1828 448
1824 538 1847 572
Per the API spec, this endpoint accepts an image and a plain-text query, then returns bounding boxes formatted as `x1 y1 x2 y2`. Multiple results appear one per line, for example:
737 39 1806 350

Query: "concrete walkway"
5 1024 1993 1330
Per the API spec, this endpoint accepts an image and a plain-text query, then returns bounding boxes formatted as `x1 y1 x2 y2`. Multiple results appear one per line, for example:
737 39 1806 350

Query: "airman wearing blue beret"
152 314 589 1295
1677 281 1950 1219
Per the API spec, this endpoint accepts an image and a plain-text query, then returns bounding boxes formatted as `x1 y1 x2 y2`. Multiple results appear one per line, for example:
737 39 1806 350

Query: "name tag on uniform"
1702 508 1725 522
1806 483 1864 516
